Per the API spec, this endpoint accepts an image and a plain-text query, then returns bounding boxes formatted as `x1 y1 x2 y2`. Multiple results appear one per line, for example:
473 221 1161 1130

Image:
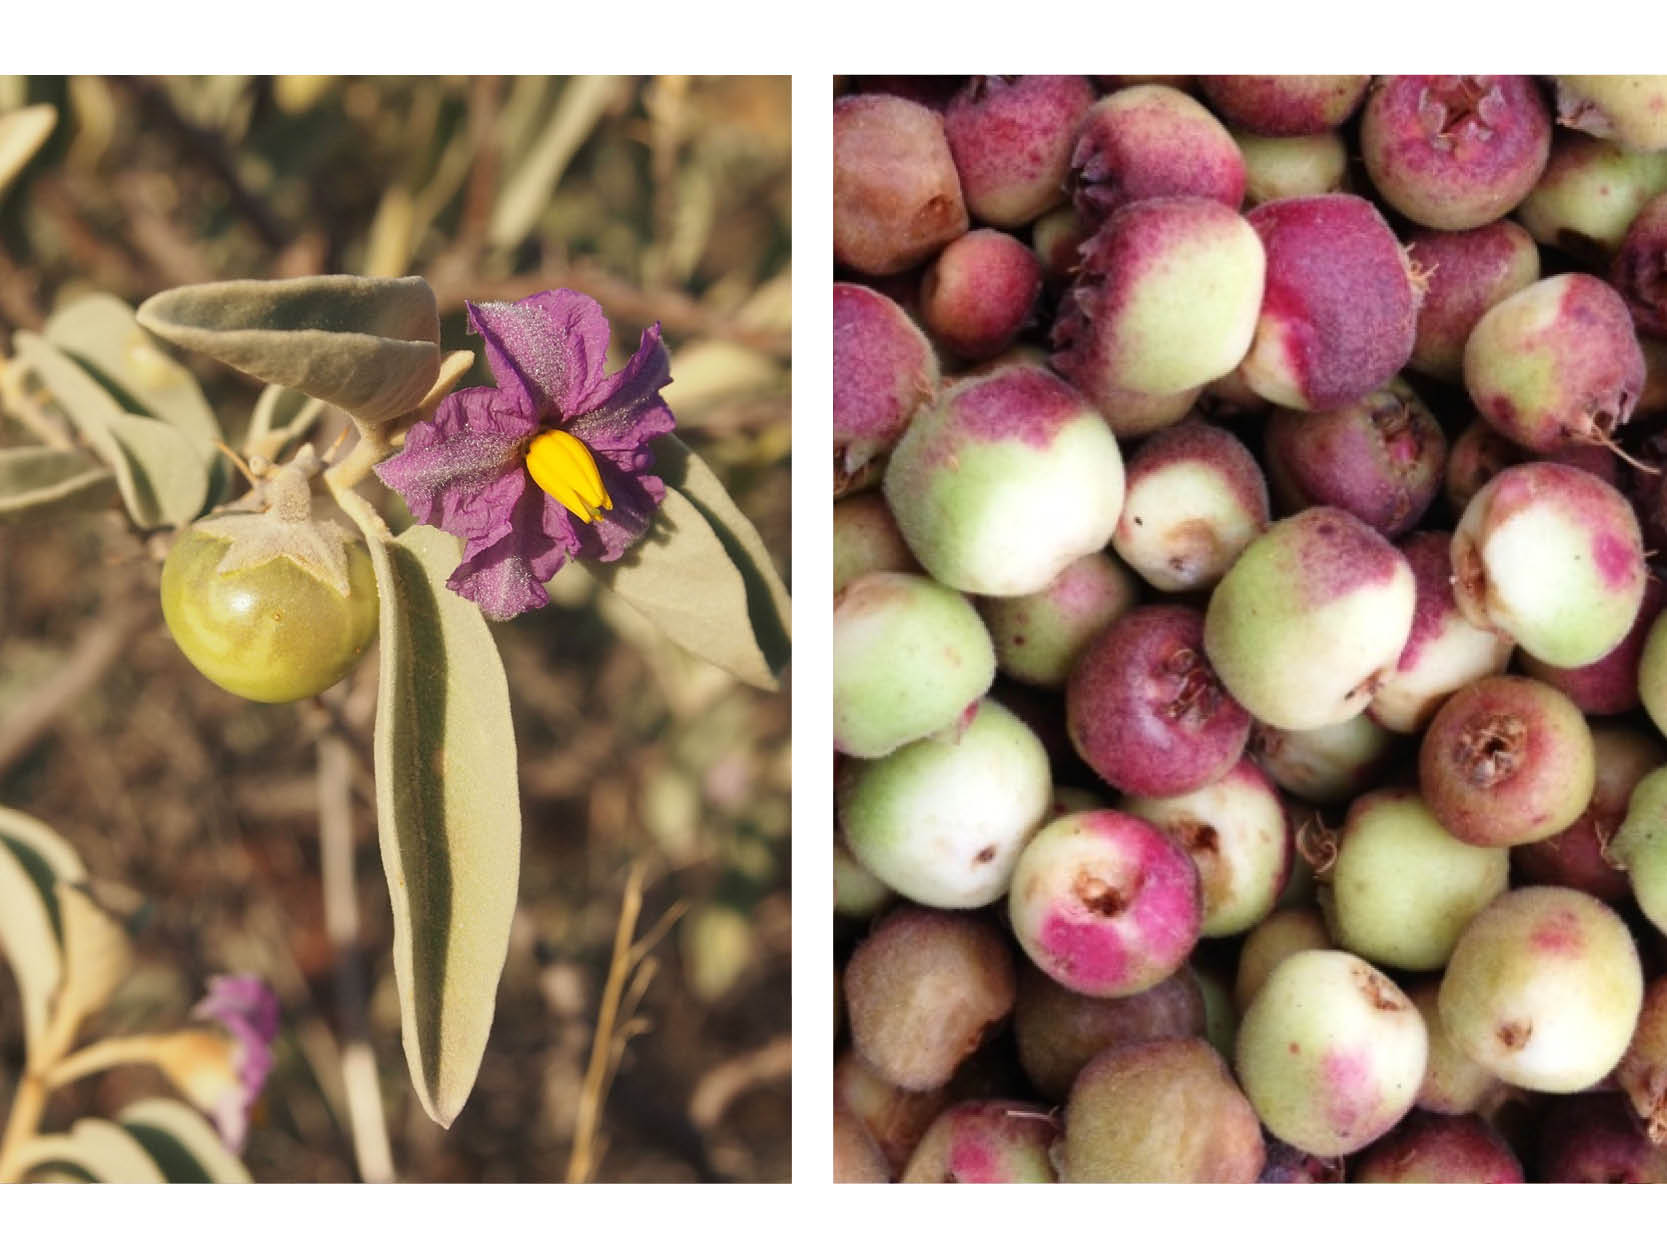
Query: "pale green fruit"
1611 764 1667 937
1252 712 1398 804
1233 907 1331 1014
839 699 1051 910
1554 77 1667 152
979 552 1139 688
1235 130 1350 206
1327 790 1508 972
833 572 994 759
1516 133 1667 254
1407 981 1502 1116
1438 887 1643 1093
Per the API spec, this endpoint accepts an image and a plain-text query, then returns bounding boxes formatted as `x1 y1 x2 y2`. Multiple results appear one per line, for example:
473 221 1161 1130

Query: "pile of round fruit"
832 74 1667 1183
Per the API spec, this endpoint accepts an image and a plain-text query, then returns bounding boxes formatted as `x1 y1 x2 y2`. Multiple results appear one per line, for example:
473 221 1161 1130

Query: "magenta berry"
834 94 968 276
1360 75 1551 230
1012 963 1205 1102
1111 419 1269 594
1463 273 1645 455
832 282 940 491
1240 195 1419 412
900 1100 1059 1183
1538 1093 1667 1182
1008 809 1202 998
1067 604 1251 799
1443 420 1522 516
1351 1111 1523 1183
1068 86 1244 227
919 228 1042 362
1060 1038 1264 1182
1613 191 1667 337
1262 379 1446 538
1198 75 1370 137
1405 221 1541 382
843 907 1017 1091
1051 195 1265 399
942 75 1097 229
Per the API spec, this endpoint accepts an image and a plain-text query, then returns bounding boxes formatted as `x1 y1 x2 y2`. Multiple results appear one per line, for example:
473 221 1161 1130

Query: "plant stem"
0 1073 48 1183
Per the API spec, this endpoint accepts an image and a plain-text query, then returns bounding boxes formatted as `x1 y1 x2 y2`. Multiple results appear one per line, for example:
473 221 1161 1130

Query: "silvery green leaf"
0 806 87 1056
53 881 135 1031
0 446 113 521
358 518 520 1127
44 292 221 449
243 383 327 463
589 435 790 691
119 1099 251 1183
15 1120 167 1184
0 103 54 200
135 275 441 425
9 333 208 528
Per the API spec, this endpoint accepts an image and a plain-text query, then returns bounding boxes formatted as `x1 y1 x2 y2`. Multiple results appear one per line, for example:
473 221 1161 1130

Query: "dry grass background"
0 75 791 1182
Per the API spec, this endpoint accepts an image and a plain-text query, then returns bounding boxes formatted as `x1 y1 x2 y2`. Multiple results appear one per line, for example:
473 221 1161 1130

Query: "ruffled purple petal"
375 387 533 531
446 485 582 620
564 322 676 452
468 291 612 417
191 975 279 1152
575 462 667 564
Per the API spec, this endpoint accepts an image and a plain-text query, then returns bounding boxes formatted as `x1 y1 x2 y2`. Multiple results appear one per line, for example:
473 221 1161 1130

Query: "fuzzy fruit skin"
1123 758 1291 938
1406 222 1541 382
1418 675 1595 849
1538 1092 1667 1182
1112 420 1269 594
833 1102 891 1182
1618 976 1667 1146
1069 86 1245 227
1076 379 1201 439
832 282 940 490
942 76 1097 228
1051 196 1266 399
1234 130 1349 206
1463 273 1645 454
1351 1110 1523 1183
1523 578 1665 716
1371 532 1514 734
979 551 1139 689
833 1052 949 1174
1203 507 1417 732
1234 907 1331 1014
1554 77 1667 153
1438 886 1644 1094
1512 725 1664 903
1360 76 1551 230
832 492 918 595
1516 133 1667 260
833 840 895 920
1327 789 1509 971
1263 379 1446 539
1613 764 1667 937
883 365 1125 596
900 1100 1059 1182
160 527 378 704
832 572 995 759
1408 980 1504 1115
1031 205 1089 285
1239 195 1419 412
834 94 968 275
1251 713 1398 805
1008 810 1202 998
1060 1038 1264 1182
1450 461 1646 668
1612 192 1667 337
844 907 1016 1091
839 698 1051 909
1199 76 1370 137
919 229 1043 361
1012 963 1204 1102
1067 605 1251 799
1443 420 1522 516
1235 949 1428 1157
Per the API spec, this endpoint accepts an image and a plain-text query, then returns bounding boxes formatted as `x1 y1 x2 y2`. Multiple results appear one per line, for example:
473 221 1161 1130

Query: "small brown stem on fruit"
1296 815 1338 880
1577 420 1657 475
1163 648 1222 726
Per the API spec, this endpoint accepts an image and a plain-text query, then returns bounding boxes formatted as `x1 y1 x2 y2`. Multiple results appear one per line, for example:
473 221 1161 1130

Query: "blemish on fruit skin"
948 1134 1002 1183
1594 530 1641 592
1039 907 1130 992
1531 908 1585 956
1321 1045 1376 1138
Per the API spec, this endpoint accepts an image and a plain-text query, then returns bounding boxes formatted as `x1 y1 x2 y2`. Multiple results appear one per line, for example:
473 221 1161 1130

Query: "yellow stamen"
525 429 613 524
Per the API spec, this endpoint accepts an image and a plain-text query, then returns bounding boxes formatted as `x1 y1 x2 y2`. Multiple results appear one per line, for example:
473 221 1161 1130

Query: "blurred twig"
687 1034 791 1132
566 862 686 1183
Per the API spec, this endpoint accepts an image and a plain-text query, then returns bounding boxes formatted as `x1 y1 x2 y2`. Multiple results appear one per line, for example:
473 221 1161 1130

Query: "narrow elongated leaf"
135 275 441 425
0 446 113 520
0 103 55 199
589 436 790 691
9 333 208 528
0 807 87 1057
54 882 135 1031
44 293 221 448
357 516 520 1126
119 1099 251 1183
15 1120 167 1184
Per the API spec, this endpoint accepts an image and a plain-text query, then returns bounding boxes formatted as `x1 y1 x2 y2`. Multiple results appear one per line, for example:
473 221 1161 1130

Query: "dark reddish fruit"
834 94 968 276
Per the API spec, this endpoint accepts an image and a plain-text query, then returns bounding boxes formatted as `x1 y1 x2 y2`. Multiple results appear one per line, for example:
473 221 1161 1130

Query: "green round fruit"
161 524 379 703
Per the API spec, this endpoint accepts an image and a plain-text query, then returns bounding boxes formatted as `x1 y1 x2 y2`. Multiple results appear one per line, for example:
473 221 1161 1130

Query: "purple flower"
374 289 676 620
173 974 280 1152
